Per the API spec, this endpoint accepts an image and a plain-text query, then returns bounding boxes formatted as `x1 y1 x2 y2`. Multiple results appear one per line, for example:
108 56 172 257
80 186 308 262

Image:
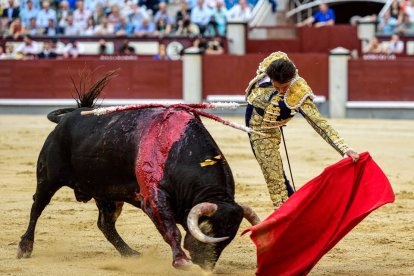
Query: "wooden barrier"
202 53 329 98
348 59 414 101
0 59 183 99
247 25 360 54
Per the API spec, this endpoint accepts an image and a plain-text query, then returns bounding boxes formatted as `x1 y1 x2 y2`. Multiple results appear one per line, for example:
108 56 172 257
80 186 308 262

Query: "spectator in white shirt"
85 0 104 13
73 0 91 31
36 1 57 28
57 0 71 34
21 0 39 27
63 15 80 35
63 38 84 58
94 17 114 35
129 3 149 28
15 35 39 56
191 0 211 34
386 33 404 54
226 0 251 22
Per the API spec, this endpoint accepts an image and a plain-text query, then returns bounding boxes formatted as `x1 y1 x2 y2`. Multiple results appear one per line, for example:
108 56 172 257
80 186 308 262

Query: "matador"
245 52 359 208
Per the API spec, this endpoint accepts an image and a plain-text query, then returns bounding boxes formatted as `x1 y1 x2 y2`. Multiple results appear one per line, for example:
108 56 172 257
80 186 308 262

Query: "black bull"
17 78 259 270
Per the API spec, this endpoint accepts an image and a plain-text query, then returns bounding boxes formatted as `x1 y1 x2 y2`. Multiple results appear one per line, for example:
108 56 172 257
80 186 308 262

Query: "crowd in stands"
362 0 414 55
0 0 255 39
376 0 414 36
0 0 248 59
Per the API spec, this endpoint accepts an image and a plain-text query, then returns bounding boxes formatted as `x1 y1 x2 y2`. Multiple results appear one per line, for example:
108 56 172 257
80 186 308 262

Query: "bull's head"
184 202 260 270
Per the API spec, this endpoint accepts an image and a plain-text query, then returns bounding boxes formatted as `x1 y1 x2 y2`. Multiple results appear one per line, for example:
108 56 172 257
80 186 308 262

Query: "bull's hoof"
173 258 193 270
17 240 33 259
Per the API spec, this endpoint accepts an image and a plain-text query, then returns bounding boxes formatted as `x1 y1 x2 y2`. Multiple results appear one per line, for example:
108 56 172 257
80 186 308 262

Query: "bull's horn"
241 205 261 226
187 202 229 244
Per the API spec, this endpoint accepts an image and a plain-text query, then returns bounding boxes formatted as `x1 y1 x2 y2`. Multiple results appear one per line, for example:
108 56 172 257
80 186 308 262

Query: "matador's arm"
298 98 350 156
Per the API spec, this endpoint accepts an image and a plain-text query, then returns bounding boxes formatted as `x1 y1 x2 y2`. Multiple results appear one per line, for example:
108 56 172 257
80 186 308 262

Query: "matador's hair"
266 59 296 84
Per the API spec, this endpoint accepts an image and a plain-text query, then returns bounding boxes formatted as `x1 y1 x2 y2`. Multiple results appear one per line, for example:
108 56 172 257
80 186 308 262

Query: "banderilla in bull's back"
17 70 261 270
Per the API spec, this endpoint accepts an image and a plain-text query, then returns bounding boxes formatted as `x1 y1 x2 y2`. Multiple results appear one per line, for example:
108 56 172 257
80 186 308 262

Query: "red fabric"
244 152 394 276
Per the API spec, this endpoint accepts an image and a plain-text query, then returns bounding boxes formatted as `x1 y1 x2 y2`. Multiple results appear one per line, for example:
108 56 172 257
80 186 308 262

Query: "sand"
0 114 413 275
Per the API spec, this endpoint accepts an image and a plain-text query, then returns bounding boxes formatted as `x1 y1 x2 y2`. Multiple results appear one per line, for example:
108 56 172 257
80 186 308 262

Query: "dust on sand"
0 115 413 275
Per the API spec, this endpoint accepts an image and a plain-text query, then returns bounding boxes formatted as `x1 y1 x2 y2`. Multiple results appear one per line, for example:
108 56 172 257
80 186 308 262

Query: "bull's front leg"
142 190 192 269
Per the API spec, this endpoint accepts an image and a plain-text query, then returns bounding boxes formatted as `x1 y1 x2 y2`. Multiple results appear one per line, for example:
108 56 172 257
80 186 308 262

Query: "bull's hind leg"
95 200 139 256
143 191 192 269
17 178 62 258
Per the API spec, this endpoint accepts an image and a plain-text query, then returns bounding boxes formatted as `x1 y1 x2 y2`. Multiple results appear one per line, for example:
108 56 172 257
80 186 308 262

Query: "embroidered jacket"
245 51 350 156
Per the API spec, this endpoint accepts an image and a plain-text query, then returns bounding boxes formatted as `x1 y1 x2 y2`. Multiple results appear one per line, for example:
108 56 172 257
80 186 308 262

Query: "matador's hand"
345 149 359 162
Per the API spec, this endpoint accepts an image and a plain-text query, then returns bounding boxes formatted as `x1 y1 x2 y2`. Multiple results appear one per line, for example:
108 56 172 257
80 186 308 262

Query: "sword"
280 125 296 192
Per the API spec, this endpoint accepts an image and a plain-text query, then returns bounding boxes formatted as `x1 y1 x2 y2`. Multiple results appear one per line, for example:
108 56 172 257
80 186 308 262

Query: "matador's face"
271 79 293 94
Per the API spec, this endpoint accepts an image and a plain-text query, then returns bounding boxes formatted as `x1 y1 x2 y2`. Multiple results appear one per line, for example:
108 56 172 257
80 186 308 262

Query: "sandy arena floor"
0 114 413 275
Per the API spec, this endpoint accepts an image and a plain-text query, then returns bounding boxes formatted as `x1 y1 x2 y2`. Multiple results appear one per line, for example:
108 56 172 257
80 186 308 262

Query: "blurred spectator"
226 0 252 22
83 17 96 35
206 1 227 36
98 38 108 54
397 13 414 35
138 0 160 15
63 15 80 35
205 0 219 10
185 36 208 53
405 0 414 22
92 3 106 26
114 16 133 36
36 1 57 28
377 10 398 35
153 43 168 60
297 3 335 27
363 37 383 54
2 0 20 28
94 17 114 35
156 18 171 36
205 36 224 55
3 44 21 59
175 1 190 29
175 14 199 35
385 33 404 54
191 0 211 35
134 17 155 36
51 37 65 54
19 0 40 10
15 35 39 56
154 2 173 26
57 0 72 34
73 0 91 31
63 38 84 58
37 40 57 58
24 16 43 35
118 39 135 54
43 18 57 35
21 0 38 27
108 4 122 26
129 2 150 28
65 0 77 10
0 45 6 59
390 0 402 21
85 0 104 13
9 17 25 38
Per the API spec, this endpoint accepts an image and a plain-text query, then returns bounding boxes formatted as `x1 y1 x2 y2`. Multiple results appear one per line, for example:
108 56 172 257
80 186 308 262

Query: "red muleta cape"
243 152 395 276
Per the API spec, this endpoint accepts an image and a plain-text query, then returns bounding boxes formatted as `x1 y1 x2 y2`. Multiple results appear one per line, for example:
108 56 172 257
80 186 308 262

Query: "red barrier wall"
202 53 329 98
0 59 182 99
348 59 414 101
247 25 360 54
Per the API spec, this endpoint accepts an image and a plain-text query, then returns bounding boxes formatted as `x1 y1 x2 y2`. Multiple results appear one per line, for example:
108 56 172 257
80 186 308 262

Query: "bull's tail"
47 108 77 123
47 70 118 124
